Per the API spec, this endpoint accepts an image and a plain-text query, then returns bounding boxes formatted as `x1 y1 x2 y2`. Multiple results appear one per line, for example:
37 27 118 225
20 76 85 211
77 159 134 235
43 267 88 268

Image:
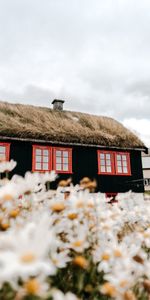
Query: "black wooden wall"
5 139 144 193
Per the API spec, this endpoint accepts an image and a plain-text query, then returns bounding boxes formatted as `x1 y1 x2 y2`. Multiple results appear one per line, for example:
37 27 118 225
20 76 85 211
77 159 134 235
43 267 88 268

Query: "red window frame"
114 152 131 176
97 150 131 176
97 150 115 175
53 147 72 174
32 145 52 172
0 143 10 161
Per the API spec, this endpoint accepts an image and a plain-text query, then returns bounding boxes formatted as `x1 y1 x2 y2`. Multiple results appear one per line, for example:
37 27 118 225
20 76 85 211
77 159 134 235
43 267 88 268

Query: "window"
0 143 10 161
98 151 114 174
53 147 72 173
98 150 131 176
115 152 131 175
32 146 72 173
32 145 52 172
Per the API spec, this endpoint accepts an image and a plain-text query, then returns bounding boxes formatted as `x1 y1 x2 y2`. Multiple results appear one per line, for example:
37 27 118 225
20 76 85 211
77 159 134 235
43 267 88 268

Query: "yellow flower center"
21 253 36 263
9 209 20 218
103 225 110 231
72 240 83 247
51 203 65 212
143 279 150 292
76 201 84 208
88 203 94 208
68 213 78 220
1 222 10 230
120 280 128 288
24 279 40 295
123 290 136 300
101 253 110 261
101 282 117 297
73 256 88 269
3 194 13 201
144 232 150 238
52 258 59 265
114 249 122 257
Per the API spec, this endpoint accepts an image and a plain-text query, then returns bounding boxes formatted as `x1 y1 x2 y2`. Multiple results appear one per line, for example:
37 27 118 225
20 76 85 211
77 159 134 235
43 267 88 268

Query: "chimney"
52 99 65 111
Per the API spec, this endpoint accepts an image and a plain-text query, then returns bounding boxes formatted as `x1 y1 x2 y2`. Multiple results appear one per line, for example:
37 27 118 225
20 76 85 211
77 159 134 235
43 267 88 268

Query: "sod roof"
0 101 145 149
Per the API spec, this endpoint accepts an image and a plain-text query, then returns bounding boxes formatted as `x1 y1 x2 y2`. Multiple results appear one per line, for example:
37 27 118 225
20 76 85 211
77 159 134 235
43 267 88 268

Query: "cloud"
0 0 150 144
123 118 150 148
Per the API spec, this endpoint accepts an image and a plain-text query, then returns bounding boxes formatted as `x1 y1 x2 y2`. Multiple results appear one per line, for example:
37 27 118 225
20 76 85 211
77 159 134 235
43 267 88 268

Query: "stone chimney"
52 99 65 111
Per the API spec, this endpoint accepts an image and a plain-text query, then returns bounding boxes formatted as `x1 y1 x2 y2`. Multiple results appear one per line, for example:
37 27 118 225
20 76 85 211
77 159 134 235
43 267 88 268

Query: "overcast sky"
0 0 150 146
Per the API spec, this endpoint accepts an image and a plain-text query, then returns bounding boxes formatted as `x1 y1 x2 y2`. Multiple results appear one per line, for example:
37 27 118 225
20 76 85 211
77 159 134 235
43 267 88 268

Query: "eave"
0 135 147 152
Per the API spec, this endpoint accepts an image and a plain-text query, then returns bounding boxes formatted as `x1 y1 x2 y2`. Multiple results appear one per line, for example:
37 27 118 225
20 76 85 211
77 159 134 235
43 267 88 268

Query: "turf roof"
0 101 145 149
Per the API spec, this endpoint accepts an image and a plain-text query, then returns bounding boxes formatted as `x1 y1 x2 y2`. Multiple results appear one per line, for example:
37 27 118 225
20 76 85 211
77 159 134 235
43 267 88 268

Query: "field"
0 160 149 300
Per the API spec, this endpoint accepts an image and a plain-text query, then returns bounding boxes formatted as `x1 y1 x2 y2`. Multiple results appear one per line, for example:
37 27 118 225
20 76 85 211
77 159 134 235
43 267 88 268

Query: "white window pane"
43 156 49 163
36 149 41 155
100 166 106 172
43 163 49 170
100 153 105 159
123 160 127 167
36 156 42 162
117 155 121 161
0 146 6 153
63 164 69 171
36 163 42 170
43 150 49 156
56 164 62 171
63 151 68 157
106 160 111 166
101 159 105 166
117 166 122 173
123 167 128 173
122 155 127 161
0 153 5 158
56 151 61 157
117 161 122 166
106 166 112 173
106 154 110 159
56 157 61 163
63 157 68 164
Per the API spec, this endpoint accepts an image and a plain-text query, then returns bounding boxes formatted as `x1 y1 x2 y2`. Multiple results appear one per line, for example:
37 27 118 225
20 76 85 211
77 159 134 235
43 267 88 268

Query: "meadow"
0 160 149 300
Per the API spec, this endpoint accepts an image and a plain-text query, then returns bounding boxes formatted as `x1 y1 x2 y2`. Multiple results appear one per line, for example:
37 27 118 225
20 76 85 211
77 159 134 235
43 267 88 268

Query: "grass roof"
0 101 145 149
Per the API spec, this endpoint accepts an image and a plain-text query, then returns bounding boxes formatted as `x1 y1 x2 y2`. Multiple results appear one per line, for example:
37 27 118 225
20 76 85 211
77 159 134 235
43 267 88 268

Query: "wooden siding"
5 139 144 193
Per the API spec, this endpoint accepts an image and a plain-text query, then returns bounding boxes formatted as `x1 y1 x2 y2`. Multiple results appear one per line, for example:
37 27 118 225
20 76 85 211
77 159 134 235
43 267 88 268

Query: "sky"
0 0 150 147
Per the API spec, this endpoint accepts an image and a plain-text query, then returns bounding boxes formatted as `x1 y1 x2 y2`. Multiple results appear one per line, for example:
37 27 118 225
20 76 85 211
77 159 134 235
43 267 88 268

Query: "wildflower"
51 203 65 212
0 160 17 173
24 278 40 295
67 213 78 220
143 279 150 293
58 178 72 187
9 209 20 218
0 214 57 284
52 289 79 300
0 222 10 231
41 170 57 184
123 290 136 300
51 250 71 268
65 221 89 251
100 282 117 297
73 256 88 269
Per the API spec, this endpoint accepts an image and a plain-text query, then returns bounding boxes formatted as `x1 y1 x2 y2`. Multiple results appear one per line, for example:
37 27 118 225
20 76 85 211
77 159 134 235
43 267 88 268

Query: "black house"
0 99 147 194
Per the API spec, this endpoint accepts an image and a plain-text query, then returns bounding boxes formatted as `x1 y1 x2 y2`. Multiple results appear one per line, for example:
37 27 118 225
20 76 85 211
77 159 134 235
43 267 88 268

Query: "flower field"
0 161 149 300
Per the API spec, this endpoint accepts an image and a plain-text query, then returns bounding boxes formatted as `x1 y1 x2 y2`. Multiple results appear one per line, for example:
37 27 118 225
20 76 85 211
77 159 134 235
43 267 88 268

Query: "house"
142 149 150 191
0 99 147 194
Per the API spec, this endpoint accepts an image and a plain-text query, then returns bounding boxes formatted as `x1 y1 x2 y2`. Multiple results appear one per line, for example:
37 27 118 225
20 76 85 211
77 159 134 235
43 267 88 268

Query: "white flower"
52 289 79 300
0 160 17 173
0 214 57 284
40 170 57 183
51 250 71 268
66 223 90 253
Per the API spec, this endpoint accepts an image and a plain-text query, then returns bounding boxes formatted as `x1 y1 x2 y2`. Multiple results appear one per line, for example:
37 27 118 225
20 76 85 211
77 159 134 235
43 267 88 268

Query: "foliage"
0 161 149 299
